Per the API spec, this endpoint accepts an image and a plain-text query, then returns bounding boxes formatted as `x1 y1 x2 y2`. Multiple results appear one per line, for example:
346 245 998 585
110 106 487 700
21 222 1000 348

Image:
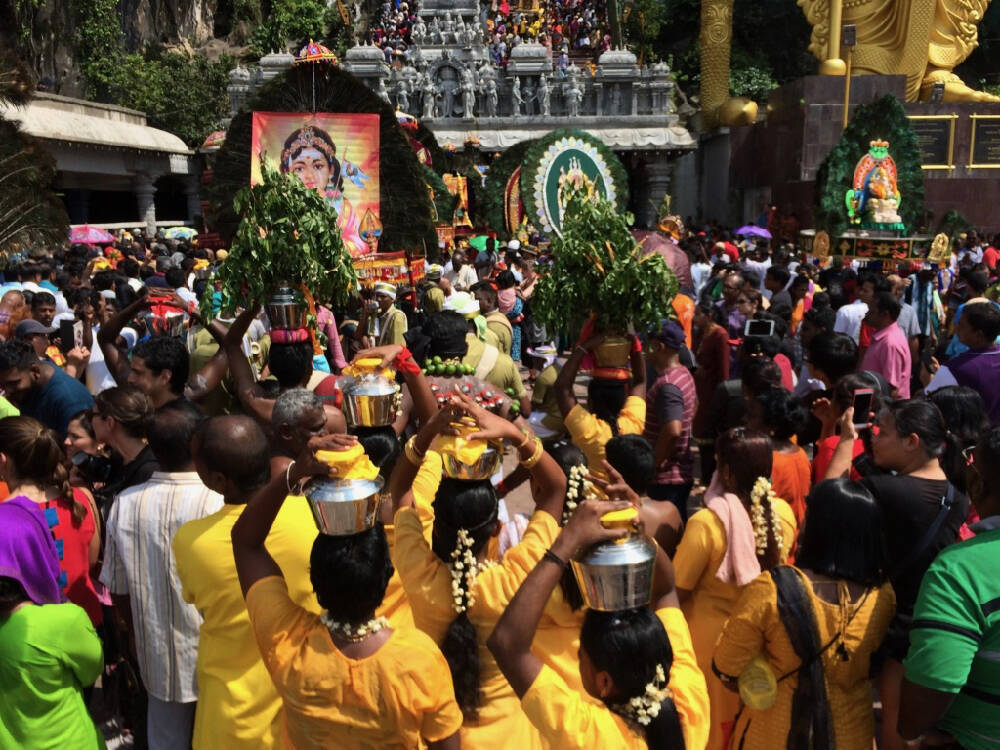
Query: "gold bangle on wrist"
404 436 425 466
516 428 532 451
519 437 544 469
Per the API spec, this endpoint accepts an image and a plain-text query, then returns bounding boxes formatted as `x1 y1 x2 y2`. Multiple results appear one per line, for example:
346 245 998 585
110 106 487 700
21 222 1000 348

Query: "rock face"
8 0 219 97
119 0 217 49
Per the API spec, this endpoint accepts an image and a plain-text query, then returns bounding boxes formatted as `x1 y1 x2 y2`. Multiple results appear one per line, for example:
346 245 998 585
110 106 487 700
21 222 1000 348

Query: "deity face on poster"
281 126 343 199
253 113 379 258
279 125 367 250
288 146 334 192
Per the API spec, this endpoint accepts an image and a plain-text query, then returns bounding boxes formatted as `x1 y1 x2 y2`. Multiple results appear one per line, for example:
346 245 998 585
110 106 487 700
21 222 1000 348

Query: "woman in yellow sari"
389 389 569 750
673 427 797 749
488 469 710 750
713 478 895 749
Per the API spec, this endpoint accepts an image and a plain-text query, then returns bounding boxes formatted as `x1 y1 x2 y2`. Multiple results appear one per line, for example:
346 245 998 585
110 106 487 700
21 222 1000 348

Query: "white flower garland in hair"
319 612 390 642
615 664 671 727
750 477 783 556
563 464 596 525
449 528 495 614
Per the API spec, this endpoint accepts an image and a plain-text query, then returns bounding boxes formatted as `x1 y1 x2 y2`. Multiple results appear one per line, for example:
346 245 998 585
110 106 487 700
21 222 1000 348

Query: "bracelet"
394 347 421 375
285 461 297 495
519 437 544 469
543 548 568 569
404 436 425 466
516 428 533 451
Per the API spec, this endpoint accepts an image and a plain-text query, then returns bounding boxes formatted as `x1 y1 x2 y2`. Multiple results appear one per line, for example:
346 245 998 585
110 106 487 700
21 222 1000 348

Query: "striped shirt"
904 521 1000 749
100 472 223 702
644 365 697 485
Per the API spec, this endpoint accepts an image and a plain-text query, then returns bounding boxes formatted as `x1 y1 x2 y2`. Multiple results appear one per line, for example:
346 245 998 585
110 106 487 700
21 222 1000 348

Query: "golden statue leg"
819 0 847 75
921 68 1000 102
700 0 758 127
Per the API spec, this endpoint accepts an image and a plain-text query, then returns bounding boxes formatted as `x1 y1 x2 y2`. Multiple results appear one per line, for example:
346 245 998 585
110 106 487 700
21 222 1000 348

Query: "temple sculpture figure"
797 0 998 102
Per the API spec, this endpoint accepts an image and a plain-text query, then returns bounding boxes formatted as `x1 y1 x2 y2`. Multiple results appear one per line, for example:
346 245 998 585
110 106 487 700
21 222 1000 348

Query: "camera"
72 451 113 483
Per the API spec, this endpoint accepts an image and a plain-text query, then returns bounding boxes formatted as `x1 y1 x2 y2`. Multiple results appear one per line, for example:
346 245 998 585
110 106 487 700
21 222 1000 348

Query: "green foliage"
86 51 232 147
249 0 346 57
623 0 667 64
0 56 68 251
814 95 924 237
208 161 357 314
729 50 777 103
73 0 121 93
649 0 815 100
423 165 458 225
937 209 972 237
532 190 677 336
207 64 435 255
520 129 630 240
481 141 532 240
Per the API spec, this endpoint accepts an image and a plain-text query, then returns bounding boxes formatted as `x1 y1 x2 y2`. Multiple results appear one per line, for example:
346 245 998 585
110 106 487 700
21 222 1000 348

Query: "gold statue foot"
819 58 847 76
920 70 1000 102
716 97 759 127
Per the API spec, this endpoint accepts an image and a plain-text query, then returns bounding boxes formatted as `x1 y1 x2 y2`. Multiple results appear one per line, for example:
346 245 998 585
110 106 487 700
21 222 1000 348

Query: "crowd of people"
1 216 999 750
371 0 610 71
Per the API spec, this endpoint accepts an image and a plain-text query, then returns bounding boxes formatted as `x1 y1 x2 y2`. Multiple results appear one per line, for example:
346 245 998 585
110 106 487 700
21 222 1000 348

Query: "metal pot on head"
341 373 398 427
438 418 502 480
571 508 656 611
265 284 307 330
593 334 632 369
304 475 384 537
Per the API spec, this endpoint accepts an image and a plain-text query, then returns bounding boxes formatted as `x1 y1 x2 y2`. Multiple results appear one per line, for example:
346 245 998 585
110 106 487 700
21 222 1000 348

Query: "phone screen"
744 319 774 338
852 389 874 429
59 320 76 353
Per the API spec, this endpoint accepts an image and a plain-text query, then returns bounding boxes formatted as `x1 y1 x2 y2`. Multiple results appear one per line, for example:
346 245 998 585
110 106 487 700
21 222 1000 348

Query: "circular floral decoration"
521 129 629 237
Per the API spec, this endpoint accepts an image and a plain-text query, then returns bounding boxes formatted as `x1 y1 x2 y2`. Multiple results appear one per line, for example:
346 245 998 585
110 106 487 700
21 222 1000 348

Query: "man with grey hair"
271 388 328 461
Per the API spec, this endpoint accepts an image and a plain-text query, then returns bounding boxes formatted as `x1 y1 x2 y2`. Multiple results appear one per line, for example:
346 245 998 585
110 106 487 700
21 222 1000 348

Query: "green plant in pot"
532 189 678 367
205 161 358 324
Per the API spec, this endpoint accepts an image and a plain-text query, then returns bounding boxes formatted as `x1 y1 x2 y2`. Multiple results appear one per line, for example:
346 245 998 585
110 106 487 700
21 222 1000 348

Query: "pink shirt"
860 321 912 399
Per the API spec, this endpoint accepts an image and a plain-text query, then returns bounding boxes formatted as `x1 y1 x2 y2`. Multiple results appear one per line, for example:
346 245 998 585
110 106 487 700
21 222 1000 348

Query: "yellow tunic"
245 576 462 749
520 608 710 750
393 506 562 750
673 501 797 750
564 396 646 481
172 496 320 750
714 569 895 750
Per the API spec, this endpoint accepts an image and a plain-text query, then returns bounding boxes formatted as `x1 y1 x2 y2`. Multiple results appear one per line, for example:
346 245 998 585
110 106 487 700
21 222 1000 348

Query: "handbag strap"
890 483 955 579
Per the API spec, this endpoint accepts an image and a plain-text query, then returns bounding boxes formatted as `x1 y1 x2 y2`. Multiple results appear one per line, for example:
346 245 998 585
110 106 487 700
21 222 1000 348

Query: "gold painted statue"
699 0 995 128
700 0 760 127
798 0 998 102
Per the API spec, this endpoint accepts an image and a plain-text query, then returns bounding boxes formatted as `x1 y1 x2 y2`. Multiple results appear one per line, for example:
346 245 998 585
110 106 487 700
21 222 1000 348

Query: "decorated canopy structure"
207 64 437 254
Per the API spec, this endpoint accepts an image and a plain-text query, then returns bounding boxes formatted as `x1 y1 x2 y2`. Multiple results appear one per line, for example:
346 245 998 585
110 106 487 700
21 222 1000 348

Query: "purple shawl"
0 496 64 605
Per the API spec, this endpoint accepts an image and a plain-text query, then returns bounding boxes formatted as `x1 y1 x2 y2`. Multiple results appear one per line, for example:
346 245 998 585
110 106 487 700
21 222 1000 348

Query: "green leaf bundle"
532 189 678 336
208 161 357 314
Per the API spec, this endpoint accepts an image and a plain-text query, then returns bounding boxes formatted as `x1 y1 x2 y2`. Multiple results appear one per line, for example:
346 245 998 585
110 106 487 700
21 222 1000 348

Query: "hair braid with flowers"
750 477 783 570
581 608 687 750
432 478 498 720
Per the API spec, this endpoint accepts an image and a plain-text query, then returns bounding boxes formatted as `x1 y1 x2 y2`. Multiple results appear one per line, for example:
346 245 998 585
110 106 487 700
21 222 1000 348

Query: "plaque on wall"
907 115 956 170
970 115 1000 169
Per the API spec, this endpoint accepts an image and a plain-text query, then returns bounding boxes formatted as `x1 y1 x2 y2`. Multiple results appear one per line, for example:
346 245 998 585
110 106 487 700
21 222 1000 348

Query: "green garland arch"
814 94 924 237
422 165 458 226
520 129 630 238
206 64 435 253
481 140 532 241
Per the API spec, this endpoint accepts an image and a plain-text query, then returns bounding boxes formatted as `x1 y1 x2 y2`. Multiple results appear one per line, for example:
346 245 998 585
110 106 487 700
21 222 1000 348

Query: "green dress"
0 603 105 749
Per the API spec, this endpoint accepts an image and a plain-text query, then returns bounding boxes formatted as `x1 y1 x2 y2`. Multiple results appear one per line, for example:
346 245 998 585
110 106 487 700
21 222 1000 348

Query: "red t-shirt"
774 353 795 391
811 432 877 484
38 489 103 626
984 245 1000 269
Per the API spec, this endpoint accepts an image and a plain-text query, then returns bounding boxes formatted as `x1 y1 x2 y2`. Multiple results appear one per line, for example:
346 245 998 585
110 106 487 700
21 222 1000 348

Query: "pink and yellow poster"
251 112 380 258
